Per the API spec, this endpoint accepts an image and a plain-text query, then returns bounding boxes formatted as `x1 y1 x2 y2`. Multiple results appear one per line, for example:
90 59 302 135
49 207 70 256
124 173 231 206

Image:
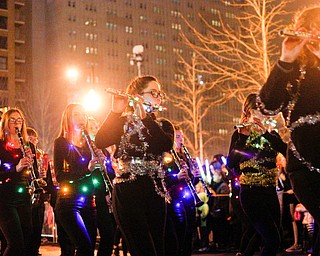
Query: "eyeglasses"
8 118 24 124
142 90 165 99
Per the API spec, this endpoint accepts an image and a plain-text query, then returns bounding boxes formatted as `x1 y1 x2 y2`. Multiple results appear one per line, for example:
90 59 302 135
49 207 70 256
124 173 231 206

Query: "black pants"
55 195 97 256
0 198 33 256
289 168 320 227
54 212 75 256
240 186 281 256
95 194 116 256
165 198 196 256
113 176 166 256
31 202 45 255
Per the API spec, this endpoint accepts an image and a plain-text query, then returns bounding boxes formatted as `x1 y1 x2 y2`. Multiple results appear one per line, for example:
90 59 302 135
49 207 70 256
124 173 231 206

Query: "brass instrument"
181 144 212 199
105 87 167 112
170 149 204 207
279 29 320 42
82 128 113 208
15 128 47 201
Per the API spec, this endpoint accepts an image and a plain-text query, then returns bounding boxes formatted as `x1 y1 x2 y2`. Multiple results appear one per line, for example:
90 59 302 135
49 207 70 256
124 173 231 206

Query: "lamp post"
129 45 144 76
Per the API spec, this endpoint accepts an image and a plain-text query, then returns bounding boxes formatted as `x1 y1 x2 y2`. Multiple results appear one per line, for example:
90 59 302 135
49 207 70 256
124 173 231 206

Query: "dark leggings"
55 196 97 256
289 168 320 227
165 198 196 256
0 199 33 256
95 195 116 256
113 176 166 256
240 186 281 256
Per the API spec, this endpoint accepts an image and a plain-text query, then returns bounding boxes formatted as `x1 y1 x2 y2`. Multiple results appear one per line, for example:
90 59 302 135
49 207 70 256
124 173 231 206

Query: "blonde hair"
58 103 89 141
294 6 320 67
0 108 28 143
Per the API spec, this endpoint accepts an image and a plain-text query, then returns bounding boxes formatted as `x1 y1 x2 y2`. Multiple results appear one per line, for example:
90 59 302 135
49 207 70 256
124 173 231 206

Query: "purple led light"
3 163 11 170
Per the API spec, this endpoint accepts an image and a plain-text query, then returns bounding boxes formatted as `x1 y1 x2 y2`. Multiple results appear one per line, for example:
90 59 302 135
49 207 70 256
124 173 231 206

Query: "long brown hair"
58 103 89 141
294 6 320 67
126 75 160 95
0 108 28 142
241 93 258 120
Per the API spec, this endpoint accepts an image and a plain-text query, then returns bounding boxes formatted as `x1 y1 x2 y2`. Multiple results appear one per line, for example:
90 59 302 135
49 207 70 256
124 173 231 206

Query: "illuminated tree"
171 0 293 158
180 0 293 103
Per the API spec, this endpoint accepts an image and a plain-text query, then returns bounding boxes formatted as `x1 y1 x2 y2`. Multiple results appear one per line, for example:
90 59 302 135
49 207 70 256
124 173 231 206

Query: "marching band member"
27 127 48 256
164 125 196 256
259 6 320 228
227 94 287 256
54 103 98 256
95 75 174 256
0 108 34 255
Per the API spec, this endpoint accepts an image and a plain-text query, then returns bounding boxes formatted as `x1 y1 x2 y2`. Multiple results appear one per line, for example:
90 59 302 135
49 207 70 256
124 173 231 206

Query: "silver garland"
259 65 320 173
115 113 170 200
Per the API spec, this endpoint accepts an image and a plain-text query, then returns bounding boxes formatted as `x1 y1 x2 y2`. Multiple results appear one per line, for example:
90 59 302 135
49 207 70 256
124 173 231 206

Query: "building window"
68 44 77 51
68 1 76 7
0 36 7 49
0 0 7 9
139 15 147 21
171 10 181 18
171 23 181 30
218 129 228 135
0 96 8 107
0 76 8 90
0 57 7 70
0 16 7 29
106 22 117 30
125 26 133 33
211 20 221 27
173 48 183 54
85 47 98 55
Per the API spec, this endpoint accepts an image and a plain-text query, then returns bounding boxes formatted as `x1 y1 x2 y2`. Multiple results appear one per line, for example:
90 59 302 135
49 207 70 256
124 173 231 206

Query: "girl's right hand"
280 31 308 63
111 94 128 113
16 157 32 172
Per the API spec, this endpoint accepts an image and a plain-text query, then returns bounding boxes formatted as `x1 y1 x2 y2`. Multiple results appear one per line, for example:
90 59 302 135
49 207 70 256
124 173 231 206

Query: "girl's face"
248 109 265 122
71 106 87 130
141 81 164 106
175 130 184 149
213 171 222 183
8 112 24 134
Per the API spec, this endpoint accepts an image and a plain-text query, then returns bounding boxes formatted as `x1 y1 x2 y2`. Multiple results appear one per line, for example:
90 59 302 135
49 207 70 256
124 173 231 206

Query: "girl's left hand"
252 117 267 134
88 156 102 171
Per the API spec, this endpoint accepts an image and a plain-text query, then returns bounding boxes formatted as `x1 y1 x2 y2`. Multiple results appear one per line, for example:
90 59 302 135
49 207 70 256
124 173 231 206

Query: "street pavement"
39 243 308 256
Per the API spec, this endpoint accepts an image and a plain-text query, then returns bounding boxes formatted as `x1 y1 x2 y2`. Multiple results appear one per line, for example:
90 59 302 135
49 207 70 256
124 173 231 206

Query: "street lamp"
129 45 144 76
65 67 80 103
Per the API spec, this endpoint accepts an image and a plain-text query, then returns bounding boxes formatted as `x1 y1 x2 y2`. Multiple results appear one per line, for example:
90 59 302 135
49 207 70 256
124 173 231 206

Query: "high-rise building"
0 0 26 108
40 0 242 157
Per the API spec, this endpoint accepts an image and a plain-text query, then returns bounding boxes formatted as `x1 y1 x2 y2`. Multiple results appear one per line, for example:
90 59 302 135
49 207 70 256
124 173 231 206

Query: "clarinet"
181 144 212 198
82 128 113 205
15 128 47 198
170 149 204 207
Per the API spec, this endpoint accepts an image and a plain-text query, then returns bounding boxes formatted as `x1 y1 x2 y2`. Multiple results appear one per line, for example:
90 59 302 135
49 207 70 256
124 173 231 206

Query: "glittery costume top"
259 61 320 172
95 111 174 194
0 140 37 202
227 130 286 187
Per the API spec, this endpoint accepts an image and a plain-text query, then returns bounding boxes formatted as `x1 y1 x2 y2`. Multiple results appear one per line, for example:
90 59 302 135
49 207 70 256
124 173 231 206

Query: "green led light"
168 168 172 172
81 186 88 193
92 178 99 185
17 187 24 193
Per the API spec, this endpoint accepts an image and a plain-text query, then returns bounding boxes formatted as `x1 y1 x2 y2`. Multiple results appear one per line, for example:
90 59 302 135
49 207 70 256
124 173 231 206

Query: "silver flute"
279 29 320 42
234 122 254 129
105 87 167 112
